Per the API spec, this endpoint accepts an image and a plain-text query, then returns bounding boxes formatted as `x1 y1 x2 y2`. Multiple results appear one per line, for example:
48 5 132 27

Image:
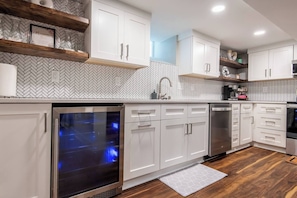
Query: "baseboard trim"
253 142 286 153
123 157 204 190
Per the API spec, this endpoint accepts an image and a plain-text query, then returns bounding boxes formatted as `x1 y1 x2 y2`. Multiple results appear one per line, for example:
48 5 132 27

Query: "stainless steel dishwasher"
209 103 232 157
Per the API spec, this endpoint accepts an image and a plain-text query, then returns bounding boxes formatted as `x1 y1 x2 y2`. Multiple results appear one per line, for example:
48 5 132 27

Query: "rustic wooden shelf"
0 0 89 32
0 39 89 62
210 76 247 83
220 58 248 69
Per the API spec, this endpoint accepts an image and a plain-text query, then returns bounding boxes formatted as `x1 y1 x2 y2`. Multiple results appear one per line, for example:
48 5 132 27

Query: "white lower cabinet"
253 104 286 148
124 104 161 180
231 104 240 148
0 104 51 198
187 116 209 160
160 104 209 169
124 121 160 180
240 104 253 145
160 118 188 168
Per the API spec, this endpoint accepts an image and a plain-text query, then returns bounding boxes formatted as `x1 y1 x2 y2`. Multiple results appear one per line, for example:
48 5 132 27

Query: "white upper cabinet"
248 45 293 81
248 51 269 81
84 0 151 69
178 30 220 78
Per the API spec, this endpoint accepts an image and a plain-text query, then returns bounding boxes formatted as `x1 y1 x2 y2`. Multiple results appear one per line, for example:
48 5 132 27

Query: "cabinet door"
269 46 293 80
124 12 150 66
248 51 269 81
240 113 253 145
160 118 187 169
205 42 219 77
0 104 51 198
192 37 207 75
124 121 160 180
91 2 124 61
187 117 208 160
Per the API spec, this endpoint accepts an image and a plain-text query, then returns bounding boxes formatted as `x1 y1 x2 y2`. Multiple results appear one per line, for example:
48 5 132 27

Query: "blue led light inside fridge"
57 111 121 198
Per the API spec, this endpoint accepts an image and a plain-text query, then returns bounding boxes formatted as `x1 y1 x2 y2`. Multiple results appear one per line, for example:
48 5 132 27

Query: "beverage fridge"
51 104 124 198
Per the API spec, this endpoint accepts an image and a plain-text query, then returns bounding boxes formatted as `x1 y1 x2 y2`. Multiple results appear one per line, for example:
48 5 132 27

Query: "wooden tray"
286 156 297 165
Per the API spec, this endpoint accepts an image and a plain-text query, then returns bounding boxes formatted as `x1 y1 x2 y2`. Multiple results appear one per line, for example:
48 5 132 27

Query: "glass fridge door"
52 106 124 198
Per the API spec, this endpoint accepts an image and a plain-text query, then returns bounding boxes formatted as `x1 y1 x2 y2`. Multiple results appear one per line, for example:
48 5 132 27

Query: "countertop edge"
0 98 288 104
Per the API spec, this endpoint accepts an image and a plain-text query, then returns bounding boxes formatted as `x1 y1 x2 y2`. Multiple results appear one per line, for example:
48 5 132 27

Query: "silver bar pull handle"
189 123 193 134
120 43 123 59
269 68 272 77
44 113 47 133
204 63 208 72
185 124 188 135
212 107 232 111
126 44 129 60
208 64 211 72
53 118 59 198
251 116 254 124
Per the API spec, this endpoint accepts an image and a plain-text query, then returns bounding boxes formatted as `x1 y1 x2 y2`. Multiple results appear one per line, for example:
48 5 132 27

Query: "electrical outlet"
115 76 121 86
52 70 60 83
263 87 268 93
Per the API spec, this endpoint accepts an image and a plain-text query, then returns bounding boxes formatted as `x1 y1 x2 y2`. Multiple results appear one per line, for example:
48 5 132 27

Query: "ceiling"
119 0 295 52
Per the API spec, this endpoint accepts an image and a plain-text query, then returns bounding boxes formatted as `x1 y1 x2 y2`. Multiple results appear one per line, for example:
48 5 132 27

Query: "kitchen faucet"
158 77 172 99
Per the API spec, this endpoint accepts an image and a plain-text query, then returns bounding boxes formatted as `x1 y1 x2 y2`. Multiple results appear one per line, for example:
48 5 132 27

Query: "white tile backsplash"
2 50 297 101
245 79 297 102
0 51 226 99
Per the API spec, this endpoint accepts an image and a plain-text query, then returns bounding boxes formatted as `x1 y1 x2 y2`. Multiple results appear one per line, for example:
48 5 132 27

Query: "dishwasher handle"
211 107 232 112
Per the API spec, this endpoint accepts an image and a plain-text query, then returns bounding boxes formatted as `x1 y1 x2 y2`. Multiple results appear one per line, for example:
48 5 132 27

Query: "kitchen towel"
159 164 227 197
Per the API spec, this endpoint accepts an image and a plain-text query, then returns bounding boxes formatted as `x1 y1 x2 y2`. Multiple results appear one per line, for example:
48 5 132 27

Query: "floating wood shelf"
220 58 248 69
0 0 89 32
210 76 248 83
0 39 89 62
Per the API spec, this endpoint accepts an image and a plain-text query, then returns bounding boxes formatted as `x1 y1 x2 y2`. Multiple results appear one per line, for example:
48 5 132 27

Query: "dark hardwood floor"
116 147 297 198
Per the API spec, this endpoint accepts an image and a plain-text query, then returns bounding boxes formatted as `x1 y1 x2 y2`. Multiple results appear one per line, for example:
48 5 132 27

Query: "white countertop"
0 97 287 104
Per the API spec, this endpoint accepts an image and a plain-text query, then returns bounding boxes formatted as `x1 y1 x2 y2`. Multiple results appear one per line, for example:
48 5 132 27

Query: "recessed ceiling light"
254 30 266 36
211 5 225 13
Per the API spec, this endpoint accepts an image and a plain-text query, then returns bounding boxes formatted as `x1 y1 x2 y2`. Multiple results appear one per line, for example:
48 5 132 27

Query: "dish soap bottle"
151 90 157 99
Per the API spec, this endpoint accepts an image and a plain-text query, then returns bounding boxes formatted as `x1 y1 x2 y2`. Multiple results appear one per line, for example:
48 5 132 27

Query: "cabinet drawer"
161 104 187 120
254 128 285 148
232 115 240 131
232 131 239 148
241 104 253 113
232 104 240 114
187 104 209 118
255 104 286 115
256 114 285 131
125 104 161 123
